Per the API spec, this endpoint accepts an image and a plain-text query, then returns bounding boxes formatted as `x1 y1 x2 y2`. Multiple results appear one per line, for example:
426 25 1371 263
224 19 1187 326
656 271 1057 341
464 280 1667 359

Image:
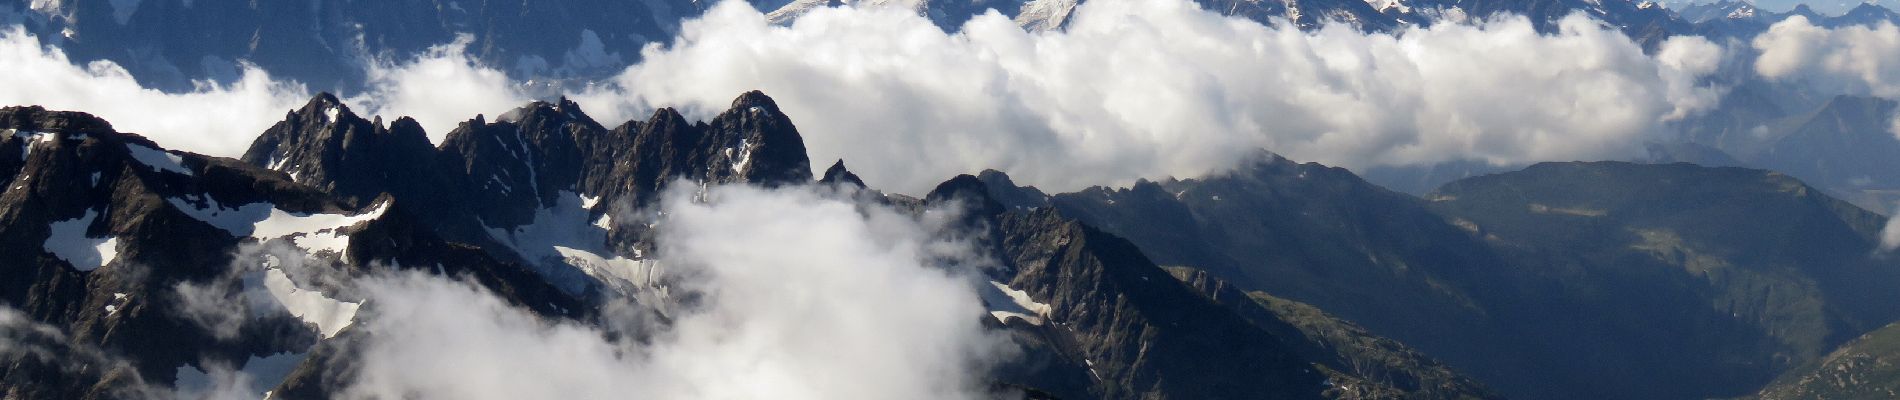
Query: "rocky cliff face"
0 105 381 399
2 92 1471 399
1168 267 1499 400
996 152 1900 399
923 173 1497 399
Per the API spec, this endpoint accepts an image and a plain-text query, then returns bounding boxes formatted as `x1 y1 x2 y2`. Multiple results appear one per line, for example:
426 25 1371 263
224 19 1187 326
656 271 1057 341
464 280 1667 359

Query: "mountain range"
6 90 1900 398
10 0 1900 399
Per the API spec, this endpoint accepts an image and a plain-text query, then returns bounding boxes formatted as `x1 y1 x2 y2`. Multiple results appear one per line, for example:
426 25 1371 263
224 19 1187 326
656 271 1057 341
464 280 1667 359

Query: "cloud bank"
0 27 529 155
3 0 1725 194
1754 16 1900 139
1755 16 1900 98
3 0 1725 193
342 184 1008 399
577 0 1724 193
1753 16 1900 249
136 183 1011 399
345 34 535 144
0 27 310 157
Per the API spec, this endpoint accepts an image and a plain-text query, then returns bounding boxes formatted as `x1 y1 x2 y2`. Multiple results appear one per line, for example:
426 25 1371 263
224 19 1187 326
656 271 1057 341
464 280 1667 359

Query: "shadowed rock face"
1168 267 1500 400
1 90 1494 399
0 91 814 398
0 106 347 399
60 84 1900 400
820 159 867 188
1755 321 1900 400
989 153 1900 399
985 208 1330 400
1423 161 1900 399
918 172 1501 399
242 93 437 208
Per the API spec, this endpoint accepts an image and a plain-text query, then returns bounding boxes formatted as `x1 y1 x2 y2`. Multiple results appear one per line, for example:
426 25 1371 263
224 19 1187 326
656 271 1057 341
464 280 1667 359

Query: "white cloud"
0 26 308 157
1754 16 1900 138
0 27 533 157
1 0 1724 195
340 183 1011 400
346 34 535 145
1755 16 1900 244
172 241 353 341
1755 16 1900 99
1882 204 1900 251
575 0 1724 194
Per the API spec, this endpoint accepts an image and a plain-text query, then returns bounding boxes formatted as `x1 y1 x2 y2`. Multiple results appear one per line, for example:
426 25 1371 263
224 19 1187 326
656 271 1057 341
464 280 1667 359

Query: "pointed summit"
710 91 810 186
1786 3 1822 20
926 174 1007 218
976 169 1050 209
820 159 866 188
296 92 352 124
729 90 782 115
242 93 436 206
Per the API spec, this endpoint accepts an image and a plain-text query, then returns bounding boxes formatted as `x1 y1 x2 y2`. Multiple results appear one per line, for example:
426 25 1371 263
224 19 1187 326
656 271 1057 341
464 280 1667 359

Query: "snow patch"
126 144 192 176
166 195 386 257
553 246 666 295
105 292 127 314
731 138 752 174
1363 0 1407 13
1014 0 1079 31
43 209 118 271
9 129 56 160
981 280 1052 325
27 0 64 16
261 266 358 338
173 351 309 398
484 191 653 296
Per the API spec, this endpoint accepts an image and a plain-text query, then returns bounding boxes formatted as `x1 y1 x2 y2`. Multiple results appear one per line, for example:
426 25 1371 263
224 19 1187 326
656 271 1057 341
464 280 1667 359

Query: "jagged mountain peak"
728 90 782 114
974 169 1051 210
819 159 866 188
242 93 434 207
0 106 119 137
1786 3 1821 19
493 96 606 132
926 173 1008 217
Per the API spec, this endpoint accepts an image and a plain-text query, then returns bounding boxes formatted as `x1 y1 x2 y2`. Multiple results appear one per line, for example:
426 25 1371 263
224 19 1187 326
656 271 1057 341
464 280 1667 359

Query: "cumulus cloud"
1755 17 1900 98
1754 16 1900 137
575 0 1724 193
2 0 1724 194
345 34 536 144
340 183 1009 399
0 27 532 157
0 26 309 157
1755 17 1900 246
